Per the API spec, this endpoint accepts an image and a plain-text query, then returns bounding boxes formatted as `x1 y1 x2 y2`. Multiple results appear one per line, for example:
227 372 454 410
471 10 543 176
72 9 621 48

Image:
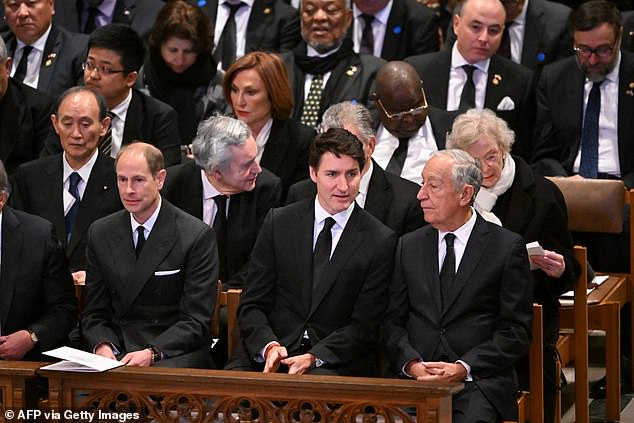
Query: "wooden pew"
0 361 46 411
40 367 463 423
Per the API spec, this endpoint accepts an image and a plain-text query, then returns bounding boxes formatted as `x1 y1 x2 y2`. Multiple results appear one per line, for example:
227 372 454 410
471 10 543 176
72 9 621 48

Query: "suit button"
440 329 446 335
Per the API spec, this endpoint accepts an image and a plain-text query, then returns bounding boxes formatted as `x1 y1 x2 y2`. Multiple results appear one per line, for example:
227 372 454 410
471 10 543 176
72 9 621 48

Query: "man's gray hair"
429 149 482 202
321 101 374 144
0 37 8 64
0 160 9 196
192 116 251 172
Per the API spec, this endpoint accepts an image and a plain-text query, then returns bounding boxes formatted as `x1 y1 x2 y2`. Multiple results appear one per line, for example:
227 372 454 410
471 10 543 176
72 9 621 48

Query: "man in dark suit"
2 0 89 99
163 116 281 289
0 160 76 362
287 101 424 237
52 0 163 41
349 0 439 60
225 128 396 375
11 87 122 285
81 142 218 368
0 37 53 175
382 149 533 423
42 24 181 167
282 0 386 127
406 0 535 161
197 0 300 70
372 61 456 184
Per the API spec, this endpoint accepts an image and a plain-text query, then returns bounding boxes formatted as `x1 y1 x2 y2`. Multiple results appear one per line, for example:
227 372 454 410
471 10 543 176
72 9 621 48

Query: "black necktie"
459 65 477 111
213 195 228 281
83 7 100 34
300 74 323 128
13 45 33 83
579 81 604 179
65 172 82 242
217 2 245 70
498 22 513 59
135 226 146 258
385 137 410 176
439 233 456 307
313 217 336 296
359 14 375 55
99 111 116 156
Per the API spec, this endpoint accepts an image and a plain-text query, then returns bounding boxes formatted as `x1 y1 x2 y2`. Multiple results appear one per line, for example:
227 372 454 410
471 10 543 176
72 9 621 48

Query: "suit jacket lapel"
246 0 271 52
122 91 142 144
521 0 542 69
568 66 585 153
427 50 451 108
107 212 137 311
321 55 362 116
618 55 634 172
260 119 289 174
43 156 66 249
381 0 405 60
37 25 60 93
364 162 392 223
0 82 25 163
484 57 507 111
284 53 305 120
0 208 22 326
114 0 134 26
290 201 315 314
425 228 443 318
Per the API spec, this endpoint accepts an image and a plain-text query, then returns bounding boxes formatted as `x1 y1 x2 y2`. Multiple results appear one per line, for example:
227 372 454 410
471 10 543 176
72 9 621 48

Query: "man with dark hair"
382 149 533 423
42 23 181 166
0 159 76 361
226 128 396 375
81 142 218 368
11 86 122 286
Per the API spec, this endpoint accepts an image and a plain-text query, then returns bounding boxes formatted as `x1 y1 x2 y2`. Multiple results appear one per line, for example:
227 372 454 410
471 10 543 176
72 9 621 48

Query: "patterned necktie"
579 80 604 178
359 14 375 55
213 195 228 282
385 137 410 176
217 2 245 70
313 217 336 297
498 22 513 59
459 65 477 111
439 233 456 308
135 226 146 258
14 45 33 83
65 172 82 242
300 74 323 128
99 111 116 157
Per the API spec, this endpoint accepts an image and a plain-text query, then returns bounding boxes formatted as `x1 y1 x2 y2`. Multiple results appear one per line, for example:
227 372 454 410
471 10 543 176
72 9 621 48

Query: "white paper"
526 241 545 270
560 275 610 299
41 346 123 372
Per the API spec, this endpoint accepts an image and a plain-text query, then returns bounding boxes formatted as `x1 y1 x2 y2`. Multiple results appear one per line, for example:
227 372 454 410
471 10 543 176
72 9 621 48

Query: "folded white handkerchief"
496 96 515 111
154 269 181 276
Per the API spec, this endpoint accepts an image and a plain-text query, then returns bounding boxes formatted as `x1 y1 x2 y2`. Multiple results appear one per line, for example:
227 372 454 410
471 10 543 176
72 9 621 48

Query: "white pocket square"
154 269 181 276
496 96 515 111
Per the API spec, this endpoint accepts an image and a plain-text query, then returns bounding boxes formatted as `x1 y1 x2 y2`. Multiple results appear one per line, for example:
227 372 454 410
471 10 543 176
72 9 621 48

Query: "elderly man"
382 149 533 423
11 87 122 286
406 0 535 161
81 143 218 368
372 61 457 184
0 160 76 361
282 0 386 128
226 128 396 375
2 0 89 98
287 101 424 237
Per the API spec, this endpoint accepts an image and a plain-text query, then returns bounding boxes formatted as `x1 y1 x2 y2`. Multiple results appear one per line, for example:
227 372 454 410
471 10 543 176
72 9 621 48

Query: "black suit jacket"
0 207 76 361
227 200 396 375
162 162 282 288
283 48 387 124
347 0 439 61
43 89 181 167
198 0 300 54
382 213 533 420
622 11 634 53
4 25 88 99
261 118 314 202
53 0 163 40
81 200 218 368
10 153 123 272
0 79 54 175
286 160 424 237
406 49 535 160
532 51 634 188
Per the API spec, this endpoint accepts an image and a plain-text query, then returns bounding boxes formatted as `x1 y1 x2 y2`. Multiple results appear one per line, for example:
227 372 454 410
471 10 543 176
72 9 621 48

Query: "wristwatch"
145 344 161 365
27 330 38 344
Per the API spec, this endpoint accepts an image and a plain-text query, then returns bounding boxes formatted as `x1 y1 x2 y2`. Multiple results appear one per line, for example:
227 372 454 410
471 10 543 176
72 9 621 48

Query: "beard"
576 52 619 82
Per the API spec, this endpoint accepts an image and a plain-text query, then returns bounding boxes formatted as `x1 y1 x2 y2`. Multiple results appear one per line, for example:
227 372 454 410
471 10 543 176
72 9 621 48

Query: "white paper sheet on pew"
40 346 124 372
526 241 545 270
560 275 610 301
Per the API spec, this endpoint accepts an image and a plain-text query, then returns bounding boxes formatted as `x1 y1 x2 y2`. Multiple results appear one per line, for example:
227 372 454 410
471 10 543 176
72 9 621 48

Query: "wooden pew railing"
0 361 45 413
38 367 462 423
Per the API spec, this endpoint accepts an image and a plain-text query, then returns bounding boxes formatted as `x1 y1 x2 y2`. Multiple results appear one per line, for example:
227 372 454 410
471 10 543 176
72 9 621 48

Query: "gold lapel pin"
629 82 634 89
45 52 56 66
627 90 634 97
264 7 271 14
346 65 358 76
492 74 502 85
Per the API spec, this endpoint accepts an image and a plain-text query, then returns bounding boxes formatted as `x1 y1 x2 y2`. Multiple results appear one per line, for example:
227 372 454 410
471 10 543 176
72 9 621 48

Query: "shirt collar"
220 0 255 7
437 206 477 245
451 42 491 73
314 195 355 230
130 196 162 233
358 159 373 197
16 24 51 52
201 169 222 200
513 0 528 26
307 44 341 58
110 88 133 120
352 1 393 25
62 149 99 183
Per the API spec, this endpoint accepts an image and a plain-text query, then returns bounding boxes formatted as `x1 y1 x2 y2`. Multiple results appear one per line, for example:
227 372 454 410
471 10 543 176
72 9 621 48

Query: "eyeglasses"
573 39 618 59
82 61 126 76
375 88 428 121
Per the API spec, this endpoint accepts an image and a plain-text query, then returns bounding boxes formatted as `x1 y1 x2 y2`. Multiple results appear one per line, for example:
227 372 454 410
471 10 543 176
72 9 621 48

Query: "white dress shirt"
214 0 255 69
108 89 133 158
312 197 355 258
130 197 162 245
11 25 51 89
447 43 491 111
506 0 528 64
352 1 393 56
62 150 99 216
201 170 231 226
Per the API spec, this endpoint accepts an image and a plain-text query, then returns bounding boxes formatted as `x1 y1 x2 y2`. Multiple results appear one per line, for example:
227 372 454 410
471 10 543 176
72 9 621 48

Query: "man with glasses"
41 24 181 166
372 61 456 185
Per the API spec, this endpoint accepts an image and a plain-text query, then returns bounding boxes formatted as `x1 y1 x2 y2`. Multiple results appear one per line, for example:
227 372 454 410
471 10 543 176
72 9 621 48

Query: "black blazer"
42 89 181 167
0 207 76 361
382 213 533 420
162 162 282 288
532 51 634 188
4 25 88 99
10 153 123 272
347 0 439 61
226 200 396 375
81 200 218 368
286 159 424 237
406 49 535 161
197 0 301 54
0 79 54 175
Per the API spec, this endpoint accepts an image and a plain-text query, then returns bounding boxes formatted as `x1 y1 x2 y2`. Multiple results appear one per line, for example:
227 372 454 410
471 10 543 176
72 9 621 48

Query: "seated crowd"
1 0 632 422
